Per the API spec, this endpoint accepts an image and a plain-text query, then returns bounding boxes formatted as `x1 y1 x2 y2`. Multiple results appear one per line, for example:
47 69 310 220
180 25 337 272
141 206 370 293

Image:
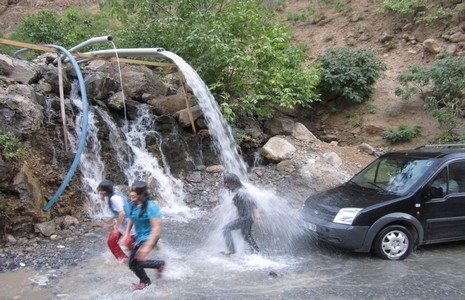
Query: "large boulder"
260 136 297 162
120 64 167 100
0 83 44 134
13 163 50 222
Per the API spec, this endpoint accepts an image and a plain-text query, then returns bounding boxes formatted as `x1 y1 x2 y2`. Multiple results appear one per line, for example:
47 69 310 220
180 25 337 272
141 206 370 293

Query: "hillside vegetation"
1 0 465 148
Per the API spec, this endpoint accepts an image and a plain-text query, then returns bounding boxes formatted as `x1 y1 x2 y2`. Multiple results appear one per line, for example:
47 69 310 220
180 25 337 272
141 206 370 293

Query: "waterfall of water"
96 104 191 218
67 81 107 218
160 51 249 181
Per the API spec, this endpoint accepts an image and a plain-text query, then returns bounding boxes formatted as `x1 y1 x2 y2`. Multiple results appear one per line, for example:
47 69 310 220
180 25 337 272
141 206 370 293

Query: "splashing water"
96 104 199 219
161 51 306 252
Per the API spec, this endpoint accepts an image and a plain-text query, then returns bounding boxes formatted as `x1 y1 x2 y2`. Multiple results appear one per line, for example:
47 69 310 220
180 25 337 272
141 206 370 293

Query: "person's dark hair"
133 180 148 195
131 180 150 217
224 173 243 189
98 179 114 195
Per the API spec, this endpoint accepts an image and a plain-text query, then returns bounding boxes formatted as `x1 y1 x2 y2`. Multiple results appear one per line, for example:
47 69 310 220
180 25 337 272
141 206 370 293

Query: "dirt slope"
285 0 460 149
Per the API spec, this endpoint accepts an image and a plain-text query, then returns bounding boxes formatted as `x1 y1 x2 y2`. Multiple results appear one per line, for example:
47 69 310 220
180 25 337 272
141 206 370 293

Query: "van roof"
384 144 465 159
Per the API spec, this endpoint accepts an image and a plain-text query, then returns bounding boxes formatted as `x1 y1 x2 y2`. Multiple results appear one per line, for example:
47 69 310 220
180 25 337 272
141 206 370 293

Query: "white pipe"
83 48 166 58
67 35 113 53
54 35 114 64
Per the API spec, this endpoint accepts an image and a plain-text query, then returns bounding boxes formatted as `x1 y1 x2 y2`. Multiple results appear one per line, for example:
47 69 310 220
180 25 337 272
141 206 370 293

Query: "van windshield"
350 156 435 194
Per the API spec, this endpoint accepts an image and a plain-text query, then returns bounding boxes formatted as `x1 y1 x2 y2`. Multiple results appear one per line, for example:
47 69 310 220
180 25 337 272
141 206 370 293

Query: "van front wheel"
373 225 413 260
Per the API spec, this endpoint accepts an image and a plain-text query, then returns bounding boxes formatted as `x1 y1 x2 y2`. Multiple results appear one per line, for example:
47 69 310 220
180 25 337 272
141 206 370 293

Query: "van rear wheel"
373 225 413 260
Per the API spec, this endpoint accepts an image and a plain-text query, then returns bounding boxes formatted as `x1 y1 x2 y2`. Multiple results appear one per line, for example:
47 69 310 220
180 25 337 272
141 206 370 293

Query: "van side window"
431 164 462 196
451 161 465 193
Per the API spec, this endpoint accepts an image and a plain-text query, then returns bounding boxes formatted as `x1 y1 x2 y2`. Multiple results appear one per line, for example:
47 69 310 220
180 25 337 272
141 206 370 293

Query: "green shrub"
378 0 463 25
367 102 377 114
382 124 422 144
0 32 16 56
396 56 465 133
9 7 114 51
316 47 387 103
0 133 24 161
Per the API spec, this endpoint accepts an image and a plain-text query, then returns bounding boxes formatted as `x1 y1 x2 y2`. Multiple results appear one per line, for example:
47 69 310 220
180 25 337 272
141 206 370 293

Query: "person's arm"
212 204 222 212
120 218 133 245
113 210 125 235
253 208 260 224
136 217 160 260
110 195 126 234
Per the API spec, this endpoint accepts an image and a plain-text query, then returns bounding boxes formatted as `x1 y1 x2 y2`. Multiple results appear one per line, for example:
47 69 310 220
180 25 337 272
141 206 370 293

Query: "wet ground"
2 212 465 300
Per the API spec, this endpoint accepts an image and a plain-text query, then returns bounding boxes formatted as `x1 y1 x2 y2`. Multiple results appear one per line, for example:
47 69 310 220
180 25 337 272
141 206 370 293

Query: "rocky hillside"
2 0 464 147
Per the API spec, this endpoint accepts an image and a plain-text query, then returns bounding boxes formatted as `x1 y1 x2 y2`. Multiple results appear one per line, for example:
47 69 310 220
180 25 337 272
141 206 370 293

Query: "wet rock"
175 104 202 128
269 270 278 277
0 220 105 272
205 165 224 173
186 171 202 183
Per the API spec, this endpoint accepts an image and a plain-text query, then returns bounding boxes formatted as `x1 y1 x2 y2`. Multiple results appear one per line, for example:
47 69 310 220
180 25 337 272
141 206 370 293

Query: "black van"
301 144 465 260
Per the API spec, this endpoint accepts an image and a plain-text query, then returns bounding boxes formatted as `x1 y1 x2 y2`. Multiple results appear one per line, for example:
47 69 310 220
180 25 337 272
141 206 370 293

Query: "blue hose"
42 45 88 211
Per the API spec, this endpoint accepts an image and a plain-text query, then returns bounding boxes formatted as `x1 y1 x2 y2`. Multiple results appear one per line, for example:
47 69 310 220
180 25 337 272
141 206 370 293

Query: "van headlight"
333 208 362 225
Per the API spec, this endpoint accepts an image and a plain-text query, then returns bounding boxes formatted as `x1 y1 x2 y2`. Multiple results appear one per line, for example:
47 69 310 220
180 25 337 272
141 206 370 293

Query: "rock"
186 171 202 183
292 123 316 142
0 84 44 135
276 160 297 174
449 32 465 43
120 64 167 100
264 117 295 136
0 54 14 75
148 94 196 115
174 104 203 128
34 221 56 237
6 234 17 245
422 39 442 54
323 152 343 168
379 32 394 43
205 165 224 173
358 143 376 155
269 270 278 277
320 135 338 143
57 215 80 229
84 71 116 100
260 136 296 162
7 58 40 84
12 164 50 222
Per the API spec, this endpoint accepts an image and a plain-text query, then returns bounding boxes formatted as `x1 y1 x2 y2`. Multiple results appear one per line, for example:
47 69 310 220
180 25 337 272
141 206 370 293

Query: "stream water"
4 213 465 299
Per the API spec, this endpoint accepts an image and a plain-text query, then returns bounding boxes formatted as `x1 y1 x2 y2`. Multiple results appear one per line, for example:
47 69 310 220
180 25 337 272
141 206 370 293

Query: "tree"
396 57 465 134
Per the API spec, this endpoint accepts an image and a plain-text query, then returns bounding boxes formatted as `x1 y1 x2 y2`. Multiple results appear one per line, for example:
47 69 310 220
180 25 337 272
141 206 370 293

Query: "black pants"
223 217 260 254
129 240 165 285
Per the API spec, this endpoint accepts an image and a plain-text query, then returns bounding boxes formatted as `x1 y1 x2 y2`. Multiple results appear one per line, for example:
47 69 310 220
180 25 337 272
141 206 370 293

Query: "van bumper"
304 219 370 252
